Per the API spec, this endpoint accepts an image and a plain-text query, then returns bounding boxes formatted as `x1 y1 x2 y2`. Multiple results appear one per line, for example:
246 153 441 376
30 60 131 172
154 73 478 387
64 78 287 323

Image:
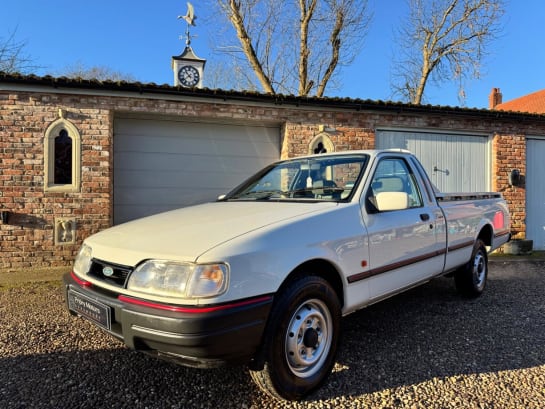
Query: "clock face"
178 65 200 87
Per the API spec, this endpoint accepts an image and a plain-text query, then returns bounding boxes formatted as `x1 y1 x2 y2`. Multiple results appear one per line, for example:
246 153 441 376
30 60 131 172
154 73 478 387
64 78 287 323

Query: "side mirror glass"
375 191 409 212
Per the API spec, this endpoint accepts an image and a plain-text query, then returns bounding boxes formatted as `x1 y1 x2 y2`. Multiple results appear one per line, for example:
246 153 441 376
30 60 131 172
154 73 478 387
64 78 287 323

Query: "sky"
2 0 544 109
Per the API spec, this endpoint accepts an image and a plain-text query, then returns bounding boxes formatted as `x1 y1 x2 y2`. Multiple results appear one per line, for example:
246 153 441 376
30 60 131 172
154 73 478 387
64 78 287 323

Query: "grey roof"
172 45 206 63
2 71 545 123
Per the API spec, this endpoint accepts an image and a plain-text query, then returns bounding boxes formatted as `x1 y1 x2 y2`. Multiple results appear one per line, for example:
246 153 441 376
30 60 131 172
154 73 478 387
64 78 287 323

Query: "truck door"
361 156 445 300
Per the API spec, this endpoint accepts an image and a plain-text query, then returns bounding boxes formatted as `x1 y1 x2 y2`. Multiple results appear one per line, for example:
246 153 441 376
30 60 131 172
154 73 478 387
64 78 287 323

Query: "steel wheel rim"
285 298 332 378
473 250 487 290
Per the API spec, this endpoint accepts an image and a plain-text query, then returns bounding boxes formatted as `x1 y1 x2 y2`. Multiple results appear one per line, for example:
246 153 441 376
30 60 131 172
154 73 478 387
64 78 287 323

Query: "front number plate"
68 290 112 330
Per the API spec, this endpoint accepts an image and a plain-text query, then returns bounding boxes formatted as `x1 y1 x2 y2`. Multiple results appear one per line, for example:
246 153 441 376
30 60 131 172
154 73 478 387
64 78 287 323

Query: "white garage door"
526 138 545 250
114 118 280 224
376 130 490 193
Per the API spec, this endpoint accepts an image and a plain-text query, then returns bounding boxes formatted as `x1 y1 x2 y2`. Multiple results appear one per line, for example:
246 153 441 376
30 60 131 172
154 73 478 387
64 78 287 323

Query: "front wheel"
454 239 488 297
249 275 341 400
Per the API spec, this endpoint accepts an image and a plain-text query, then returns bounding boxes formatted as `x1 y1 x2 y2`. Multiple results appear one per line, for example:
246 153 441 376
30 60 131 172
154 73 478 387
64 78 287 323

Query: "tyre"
249 275 341 400
454 239 488 297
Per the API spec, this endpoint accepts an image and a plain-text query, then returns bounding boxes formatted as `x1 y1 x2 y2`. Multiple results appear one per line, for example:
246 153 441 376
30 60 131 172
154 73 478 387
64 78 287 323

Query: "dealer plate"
68 290 111 330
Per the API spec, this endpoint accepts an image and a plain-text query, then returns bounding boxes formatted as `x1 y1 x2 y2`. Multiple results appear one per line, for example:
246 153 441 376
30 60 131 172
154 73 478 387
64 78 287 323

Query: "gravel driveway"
1 259 544 408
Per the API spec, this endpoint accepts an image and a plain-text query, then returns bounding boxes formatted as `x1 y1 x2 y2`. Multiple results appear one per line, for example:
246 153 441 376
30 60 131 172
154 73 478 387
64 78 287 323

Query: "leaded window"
54 129 73 184
44 116 81 192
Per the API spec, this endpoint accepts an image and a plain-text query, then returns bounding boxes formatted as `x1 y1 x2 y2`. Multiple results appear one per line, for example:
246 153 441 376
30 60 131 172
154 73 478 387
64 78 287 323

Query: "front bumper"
63 272 273 368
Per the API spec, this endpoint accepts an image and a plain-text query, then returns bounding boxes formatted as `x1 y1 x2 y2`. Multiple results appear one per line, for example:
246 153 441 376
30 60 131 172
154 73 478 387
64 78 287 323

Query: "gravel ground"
1 259 544 409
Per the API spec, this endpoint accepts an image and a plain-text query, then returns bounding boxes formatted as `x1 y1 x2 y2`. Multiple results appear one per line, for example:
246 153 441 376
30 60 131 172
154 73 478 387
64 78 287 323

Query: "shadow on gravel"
314 260 545 400
1 261 544 408
0 347 256 408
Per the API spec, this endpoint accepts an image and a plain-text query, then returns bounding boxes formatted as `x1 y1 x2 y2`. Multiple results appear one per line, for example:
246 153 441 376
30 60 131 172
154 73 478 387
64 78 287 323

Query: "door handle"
420 213 430 221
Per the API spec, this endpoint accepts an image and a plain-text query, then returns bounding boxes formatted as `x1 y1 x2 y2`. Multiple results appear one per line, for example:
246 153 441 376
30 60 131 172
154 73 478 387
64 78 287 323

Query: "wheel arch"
277 258 345 309
477 224 493 247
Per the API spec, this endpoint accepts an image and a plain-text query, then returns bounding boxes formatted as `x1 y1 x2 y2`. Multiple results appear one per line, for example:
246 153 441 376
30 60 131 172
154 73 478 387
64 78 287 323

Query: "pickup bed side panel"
440 198 509 272
411 155 510 272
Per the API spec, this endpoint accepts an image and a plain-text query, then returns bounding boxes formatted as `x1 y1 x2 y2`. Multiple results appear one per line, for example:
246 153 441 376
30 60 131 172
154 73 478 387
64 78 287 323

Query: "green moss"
0 267 67 291
490 250 545 260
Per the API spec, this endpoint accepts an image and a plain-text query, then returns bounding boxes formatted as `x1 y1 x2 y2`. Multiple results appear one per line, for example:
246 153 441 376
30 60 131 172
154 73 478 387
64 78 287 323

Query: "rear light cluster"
493 210 506 230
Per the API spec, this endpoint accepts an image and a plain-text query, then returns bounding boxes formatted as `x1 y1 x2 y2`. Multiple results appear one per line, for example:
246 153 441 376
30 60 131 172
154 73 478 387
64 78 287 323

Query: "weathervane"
172 1 205 88
178 2 197 46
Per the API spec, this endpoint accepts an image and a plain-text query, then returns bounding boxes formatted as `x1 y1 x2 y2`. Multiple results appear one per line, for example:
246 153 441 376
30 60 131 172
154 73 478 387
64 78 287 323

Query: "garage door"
376 130 490 193
114 118 280 224
526 138 545 250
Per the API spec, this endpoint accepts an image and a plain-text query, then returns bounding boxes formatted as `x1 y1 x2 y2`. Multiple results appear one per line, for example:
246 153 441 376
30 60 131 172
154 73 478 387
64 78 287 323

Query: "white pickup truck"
64 150 510 400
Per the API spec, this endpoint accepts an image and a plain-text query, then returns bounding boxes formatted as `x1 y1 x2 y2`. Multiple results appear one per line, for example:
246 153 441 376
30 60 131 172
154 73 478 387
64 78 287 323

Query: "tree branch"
227 0 275 94
214 0 370 96
392 0 504 104
298 0 318 95
316 7 344 97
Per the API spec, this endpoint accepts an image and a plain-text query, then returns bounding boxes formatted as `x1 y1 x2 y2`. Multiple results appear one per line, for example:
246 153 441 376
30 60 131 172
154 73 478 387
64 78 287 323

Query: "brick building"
489 87 545 114
2 73 545 271
489 87 545 247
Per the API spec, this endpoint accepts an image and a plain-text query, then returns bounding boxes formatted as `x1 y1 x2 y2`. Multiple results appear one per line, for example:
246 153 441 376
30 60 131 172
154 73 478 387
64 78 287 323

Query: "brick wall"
0 92 112 270
492 133 526 238
1 88 543 271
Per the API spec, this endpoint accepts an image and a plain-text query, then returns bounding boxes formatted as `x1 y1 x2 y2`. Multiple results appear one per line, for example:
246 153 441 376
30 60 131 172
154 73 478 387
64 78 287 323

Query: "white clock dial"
178 65 200 87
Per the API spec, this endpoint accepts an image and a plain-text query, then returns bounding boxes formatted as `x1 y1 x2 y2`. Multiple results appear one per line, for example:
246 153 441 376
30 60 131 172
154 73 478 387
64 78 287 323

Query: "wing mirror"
375 192 410 212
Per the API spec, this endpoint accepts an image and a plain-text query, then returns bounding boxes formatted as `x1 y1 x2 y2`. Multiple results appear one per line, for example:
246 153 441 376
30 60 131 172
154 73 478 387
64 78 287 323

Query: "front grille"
88 259 133 288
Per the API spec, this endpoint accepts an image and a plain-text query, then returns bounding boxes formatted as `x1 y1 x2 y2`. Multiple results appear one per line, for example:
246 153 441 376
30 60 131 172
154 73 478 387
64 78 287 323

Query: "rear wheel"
455 239 488 297
249 275 341 400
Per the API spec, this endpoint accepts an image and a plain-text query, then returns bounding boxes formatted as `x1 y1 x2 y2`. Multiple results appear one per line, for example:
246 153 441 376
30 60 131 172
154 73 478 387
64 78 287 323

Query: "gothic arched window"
44 116 81 192
309 133 335 155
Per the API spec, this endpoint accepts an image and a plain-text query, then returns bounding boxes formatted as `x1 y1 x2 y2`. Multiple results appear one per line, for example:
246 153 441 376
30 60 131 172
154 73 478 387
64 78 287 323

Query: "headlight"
73 244 92 275
127 260 229 299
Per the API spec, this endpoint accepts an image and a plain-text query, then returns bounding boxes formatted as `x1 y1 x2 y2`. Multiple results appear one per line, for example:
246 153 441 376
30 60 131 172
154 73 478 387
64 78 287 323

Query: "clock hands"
178 66 200 87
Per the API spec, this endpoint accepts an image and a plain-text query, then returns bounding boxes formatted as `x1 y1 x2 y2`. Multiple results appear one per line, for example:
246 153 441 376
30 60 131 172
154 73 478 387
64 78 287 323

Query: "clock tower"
172 45 206 88
172 2 206 88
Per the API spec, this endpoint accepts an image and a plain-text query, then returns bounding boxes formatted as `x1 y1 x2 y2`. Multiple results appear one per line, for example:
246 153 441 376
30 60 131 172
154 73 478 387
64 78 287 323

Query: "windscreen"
225 154 369 202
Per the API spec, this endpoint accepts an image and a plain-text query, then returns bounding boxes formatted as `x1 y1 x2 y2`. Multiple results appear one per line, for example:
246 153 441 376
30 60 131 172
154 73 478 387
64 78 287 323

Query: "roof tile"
495 88 545 114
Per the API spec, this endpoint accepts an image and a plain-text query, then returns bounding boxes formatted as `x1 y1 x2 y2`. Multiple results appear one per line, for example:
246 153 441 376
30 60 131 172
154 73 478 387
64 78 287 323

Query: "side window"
369 158 423 209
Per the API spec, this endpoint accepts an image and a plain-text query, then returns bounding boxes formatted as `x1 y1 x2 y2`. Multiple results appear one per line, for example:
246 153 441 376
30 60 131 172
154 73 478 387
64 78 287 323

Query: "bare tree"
391 0 504 105
0 29 39 74
212 0 371 96
203 58 258 91
57 61 138 82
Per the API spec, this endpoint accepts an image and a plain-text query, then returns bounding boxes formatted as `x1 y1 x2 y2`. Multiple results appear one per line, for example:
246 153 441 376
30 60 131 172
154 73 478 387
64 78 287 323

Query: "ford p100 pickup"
64 150 510 400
